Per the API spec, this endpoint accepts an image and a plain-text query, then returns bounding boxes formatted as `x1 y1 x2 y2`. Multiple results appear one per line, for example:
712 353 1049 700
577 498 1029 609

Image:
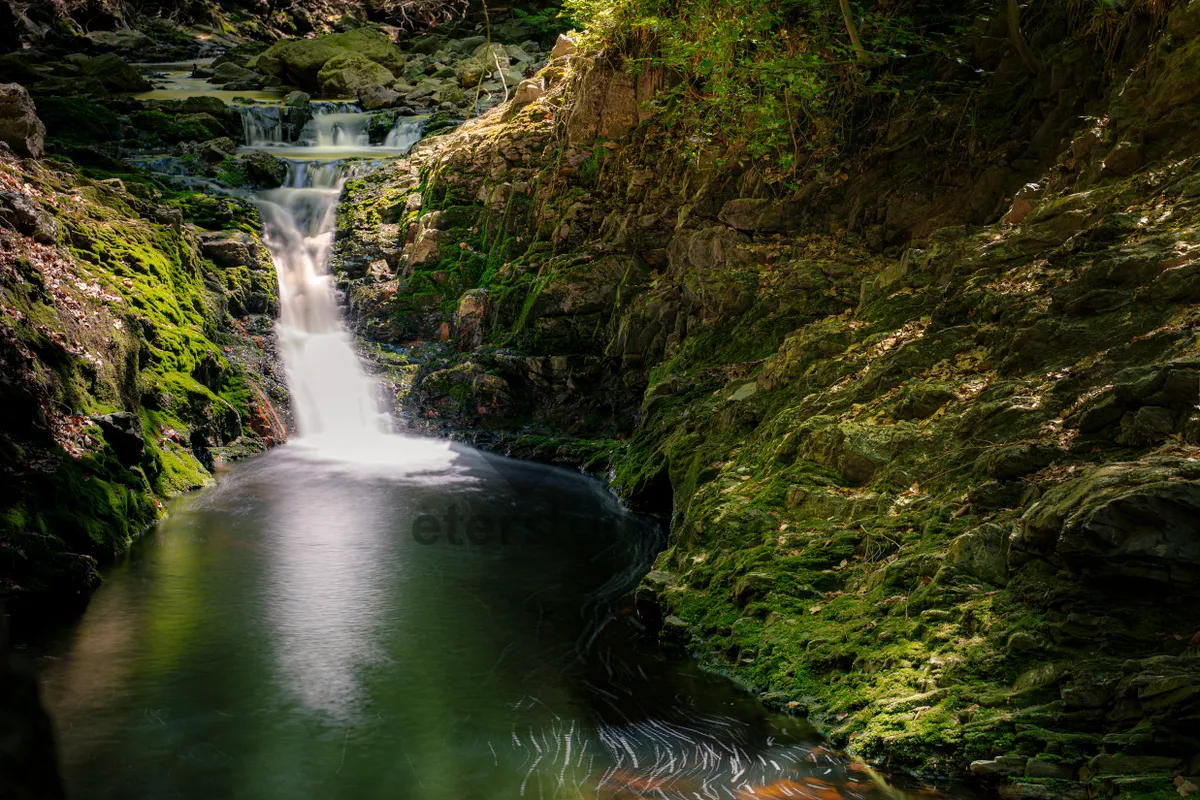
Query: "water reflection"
35 446 955 800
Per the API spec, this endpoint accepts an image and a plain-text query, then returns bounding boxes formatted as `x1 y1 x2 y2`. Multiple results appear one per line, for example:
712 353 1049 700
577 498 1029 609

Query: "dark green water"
33 441 911 800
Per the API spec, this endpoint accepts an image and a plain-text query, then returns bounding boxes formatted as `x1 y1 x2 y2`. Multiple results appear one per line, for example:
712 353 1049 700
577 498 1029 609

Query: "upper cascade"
238 101 425 152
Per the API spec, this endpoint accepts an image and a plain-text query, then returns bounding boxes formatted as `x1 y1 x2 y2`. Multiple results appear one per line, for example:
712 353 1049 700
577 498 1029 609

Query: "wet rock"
357 83 400 111
282 90 310 108
80 53 151 93
92 412 145 466
199 231 267 269
194 136 237 164
0 190 56 242
218 150 288 189
0 83 46 158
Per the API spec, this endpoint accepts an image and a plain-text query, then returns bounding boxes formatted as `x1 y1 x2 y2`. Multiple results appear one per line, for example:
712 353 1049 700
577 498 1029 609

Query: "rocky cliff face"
334 5 1200 796
0 131 286 626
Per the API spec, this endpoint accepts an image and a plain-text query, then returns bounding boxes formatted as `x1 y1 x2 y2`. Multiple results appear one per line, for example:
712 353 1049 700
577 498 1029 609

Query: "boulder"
28 76 108 97
718 198 803 232
947 523 1011 586
282 90 310 108
317 52 394 98
472 42 512 68
506 44 533 63
92 412 145 466
1102 141 1142 176
551 33 578 59
432 84 465 105
84 29 153 54
199 231 267 268
511 78 545 107
80 53 151 93
0 84 46 158
406 78 443 101
209 62 262 86
448 35 488 54
0 190 56 242
356 83 400 110
408 33 444 55
0 53 51 85
195 136 237 164
254 27 404 92
254 39 341 89
456 59 486 88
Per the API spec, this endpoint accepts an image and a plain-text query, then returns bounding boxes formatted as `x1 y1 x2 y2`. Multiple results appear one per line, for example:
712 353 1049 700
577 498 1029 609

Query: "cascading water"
254 160 389 442
238 102 428 453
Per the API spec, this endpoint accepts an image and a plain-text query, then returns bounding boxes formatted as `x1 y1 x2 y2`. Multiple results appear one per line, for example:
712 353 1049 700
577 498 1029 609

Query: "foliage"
563 0 949 189
1066 0 1180 61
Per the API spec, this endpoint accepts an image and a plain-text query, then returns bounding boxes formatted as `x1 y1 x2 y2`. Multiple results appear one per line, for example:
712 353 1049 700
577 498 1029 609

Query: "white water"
256 163 389 441
244 108 441 462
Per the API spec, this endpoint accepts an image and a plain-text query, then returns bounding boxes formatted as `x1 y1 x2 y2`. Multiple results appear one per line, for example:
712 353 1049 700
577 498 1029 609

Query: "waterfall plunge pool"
32 443 928 800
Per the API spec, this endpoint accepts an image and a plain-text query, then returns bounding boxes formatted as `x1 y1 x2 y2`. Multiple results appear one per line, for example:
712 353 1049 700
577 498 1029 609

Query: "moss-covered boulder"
317 52 394 98
253 27 404 94
79 53 150 93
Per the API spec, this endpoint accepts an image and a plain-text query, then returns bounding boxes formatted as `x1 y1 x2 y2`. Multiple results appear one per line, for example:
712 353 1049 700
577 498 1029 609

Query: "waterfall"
309 112 371 148
253 160 389 442
384 119 424 151
241 105 285 147
235 100 434 456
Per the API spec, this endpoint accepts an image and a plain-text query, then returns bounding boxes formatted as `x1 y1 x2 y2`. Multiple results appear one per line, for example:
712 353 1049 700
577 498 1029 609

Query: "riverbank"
327 5 1200 799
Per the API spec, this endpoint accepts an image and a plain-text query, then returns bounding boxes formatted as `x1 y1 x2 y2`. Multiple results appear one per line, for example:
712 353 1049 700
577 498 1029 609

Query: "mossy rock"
317 52 394 98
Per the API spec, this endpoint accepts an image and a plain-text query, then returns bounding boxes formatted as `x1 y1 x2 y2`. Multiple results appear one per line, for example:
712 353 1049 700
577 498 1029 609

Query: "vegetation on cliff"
0 146 286 625
329 1 1200 797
